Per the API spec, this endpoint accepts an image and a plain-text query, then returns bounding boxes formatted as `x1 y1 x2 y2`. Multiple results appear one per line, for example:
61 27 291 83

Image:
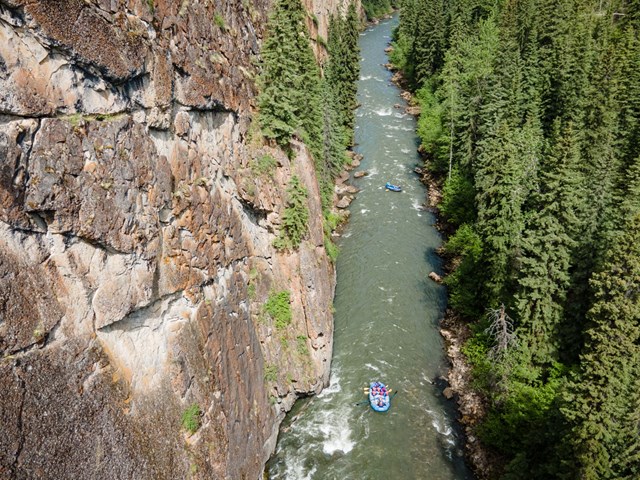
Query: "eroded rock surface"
0 0 352 478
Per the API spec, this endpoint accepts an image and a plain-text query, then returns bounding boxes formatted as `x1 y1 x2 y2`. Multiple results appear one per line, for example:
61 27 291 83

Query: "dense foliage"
361 0 398 20
392 0 640 477
257 0 360 250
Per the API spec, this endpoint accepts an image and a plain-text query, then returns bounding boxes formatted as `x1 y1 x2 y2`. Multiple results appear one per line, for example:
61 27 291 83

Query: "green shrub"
444 224 485 317
264 364 278 382
252 154 278 177
323 211 343 235
324 235 339 263
416 85 444 156
247 267 259 300
214 13 225 28
264 290 292 329
273 176 309 250
296 335 309 355
181 404 201 434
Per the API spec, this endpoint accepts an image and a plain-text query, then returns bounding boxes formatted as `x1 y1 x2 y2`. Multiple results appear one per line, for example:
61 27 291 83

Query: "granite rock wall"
0 0 351 478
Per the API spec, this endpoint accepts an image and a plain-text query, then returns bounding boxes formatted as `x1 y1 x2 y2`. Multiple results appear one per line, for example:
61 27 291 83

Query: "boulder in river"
336 197 352 209
354 171 368 178
429 272 442 283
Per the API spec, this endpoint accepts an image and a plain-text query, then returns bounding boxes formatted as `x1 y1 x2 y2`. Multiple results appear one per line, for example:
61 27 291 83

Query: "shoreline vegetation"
386 44 498 479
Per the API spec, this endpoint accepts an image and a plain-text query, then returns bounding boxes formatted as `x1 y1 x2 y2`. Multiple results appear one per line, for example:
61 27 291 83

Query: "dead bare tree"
485 304 518 359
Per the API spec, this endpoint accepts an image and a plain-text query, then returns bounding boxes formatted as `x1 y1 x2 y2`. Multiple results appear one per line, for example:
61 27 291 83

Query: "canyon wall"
0 0 352 478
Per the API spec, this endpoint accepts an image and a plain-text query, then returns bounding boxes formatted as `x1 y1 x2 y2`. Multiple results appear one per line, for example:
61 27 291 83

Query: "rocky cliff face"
0 0 350 478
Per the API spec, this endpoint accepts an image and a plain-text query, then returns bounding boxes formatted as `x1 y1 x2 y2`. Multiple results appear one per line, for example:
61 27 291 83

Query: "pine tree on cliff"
327 13 349 146
258 0 323 156
318 78 347 209
344 2 361 133
562 213 640 479
327 5 360 147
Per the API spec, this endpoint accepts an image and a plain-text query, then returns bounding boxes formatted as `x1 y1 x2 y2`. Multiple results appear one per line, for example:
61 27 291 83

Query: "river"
266 15 473 480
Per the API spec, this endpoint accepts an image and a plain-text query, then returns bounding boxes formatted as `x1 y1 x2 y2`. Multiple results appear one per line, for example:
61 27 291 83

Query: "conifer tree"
327 5 360 147
514 122 580 365
407 0 446 86
474 121 530 303
563 214 640 479
345 2 361 98
317 78 347 209
619 155 640 223
258 0 323 155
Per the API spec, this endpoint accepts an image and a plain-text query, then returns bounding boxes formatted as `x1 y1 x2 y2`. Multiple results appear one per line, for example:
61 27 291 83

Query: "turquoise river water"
267 15 474 480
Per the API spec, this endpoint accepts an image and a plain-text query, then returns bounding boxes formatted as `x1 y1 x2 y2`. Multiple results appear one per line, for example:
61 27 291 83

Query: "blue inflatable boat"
368 381 391 412
385 182 402 192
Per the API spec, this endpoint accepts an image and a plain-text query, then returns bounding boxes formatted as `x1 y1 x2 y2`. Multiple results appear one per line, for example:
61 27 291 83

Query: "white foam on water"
360 75 373 80
394 112 407 118
401 148 410 154
281 457 317 480
411 199 424 211
318 371 342 398
429 411 456 447
392 323 409 333
432 418 453 437
365 363 382 374
321 412 355 455
360 209 369 215
376 107 393 116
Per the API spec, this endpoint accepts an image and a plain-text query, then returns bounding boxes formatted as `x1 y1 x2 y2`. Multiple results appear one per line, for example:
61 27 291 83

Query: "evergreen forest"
391 0 640 478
